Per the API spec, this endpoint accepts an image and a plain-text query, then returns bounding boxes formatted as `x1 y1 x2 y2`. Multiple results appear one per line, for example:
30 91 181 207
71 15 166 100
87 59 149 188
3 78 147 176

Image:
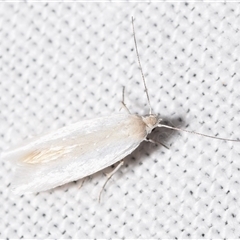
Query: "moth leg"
78 175 92 189
120 86 131 113
145 137 169 149
78 178 85 189
98 160 124 202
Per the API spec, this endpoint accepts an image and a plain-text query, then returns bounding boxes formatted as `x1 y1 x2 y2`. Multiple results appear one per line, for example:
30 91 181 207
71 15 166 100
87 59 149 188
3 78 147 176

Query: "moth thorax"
142 114 161 133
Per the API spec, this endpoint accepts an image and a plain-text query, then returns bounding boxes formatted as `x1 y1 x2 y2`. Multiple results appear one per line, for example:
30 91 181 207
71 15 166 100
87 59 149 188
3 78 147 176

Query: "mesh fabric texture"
1 2 240 238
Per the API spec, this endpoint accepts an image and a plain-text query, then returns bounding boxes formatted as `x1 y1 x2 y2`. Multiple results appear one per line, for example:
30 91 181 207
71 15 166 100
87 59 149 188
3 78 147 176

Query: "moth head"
142 114 162 133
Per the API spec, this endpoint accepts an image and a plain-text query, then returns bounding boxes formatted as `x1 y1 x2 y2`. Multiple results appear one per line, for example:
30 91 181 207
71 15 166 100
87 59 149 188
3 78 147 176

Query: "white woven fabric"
1 2 240 238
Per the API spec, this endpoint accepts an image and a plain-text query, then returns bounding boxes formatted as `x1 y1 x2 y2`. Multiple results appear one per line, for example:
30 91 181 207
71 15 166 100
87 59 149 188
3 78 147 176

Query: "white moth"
2 18 239 197
4 112 159 194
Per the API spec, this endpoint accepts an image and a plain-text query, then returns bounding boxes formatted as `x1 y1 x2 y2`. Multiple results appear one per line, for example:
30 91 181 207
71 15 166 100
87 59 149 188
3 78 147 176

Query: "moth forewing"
5 113 158 193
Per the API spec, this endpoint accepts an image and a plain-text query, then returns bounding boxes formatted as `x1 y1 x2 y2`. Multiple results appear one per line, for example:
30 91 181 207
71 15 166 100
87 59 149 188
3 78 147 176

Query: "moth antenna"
158 124 240 142
131 16 152 115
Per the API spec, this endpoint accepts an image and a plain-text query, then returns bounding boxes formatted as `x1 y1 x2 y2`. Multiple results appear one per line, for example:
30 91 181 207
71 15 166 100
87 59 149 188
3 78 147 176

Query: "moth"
2 18 239 199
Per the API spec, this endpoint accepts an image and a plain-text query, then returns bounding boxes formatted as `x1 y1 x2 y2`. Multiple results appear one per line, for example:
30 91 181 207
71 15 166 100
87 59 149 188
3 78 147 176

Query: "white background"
1 2 240 238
